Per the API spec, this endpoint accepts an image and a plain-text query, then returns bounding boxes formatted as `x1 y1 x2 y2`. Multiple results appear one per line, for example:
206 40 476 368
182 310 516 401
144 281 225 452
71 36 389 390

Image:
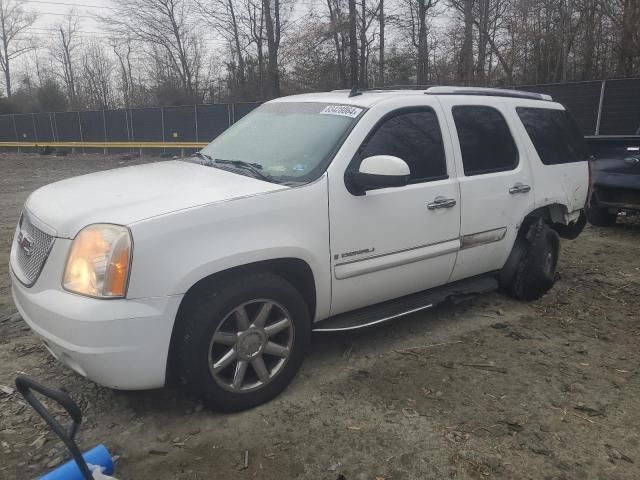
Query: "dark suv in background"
585 135 640 226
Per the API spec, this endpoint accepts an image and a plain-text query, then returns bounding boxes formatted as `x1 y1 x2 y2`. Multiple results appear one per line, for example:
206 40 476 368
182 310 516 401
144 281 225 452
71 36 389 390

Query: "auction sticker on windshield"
320 105 363 118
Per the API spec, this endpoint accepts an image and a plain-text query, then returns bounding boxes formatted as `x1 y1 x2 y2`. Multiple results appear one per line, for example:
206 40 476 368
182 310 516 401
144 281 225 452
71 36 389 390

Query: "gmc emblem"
17 230 35 257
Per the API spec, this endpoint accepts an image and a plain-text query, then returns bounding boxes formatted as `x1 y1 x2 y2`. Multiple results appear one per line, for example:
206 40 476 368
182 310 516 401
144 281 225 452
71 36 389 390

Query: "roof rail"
331 84 435 94
425 86 553 101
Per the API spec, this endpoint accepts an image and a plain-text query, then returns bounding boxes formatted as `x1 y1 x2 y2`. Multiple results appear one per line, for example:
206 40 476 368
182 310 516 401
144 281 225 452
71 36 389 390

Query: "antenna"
348 85 362 98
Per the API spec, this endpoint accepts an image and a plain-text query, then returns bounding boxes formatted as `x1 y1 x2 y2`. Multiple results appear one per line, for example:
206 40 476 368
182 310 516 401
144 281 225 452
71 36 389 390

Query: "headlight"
63 224 132 298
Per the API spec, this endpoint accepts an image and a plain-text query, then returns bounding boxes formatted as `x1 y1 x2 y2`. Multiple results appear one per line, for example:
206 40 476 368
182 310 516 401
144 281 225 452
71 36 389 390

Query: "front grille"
12 212 55 286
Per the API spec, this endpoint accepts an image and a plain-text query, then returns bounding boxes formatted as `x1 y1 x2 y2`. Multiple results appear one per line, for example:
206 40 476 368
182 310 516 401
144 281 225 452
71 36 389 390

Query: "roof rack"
331 84 435 94
425 86 553 101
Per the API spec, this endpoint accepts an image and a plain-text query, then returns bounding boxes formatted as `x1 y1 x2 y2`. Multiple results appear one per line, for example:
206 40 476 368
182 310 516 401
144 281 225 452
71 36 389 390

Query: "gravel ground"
1 153 639 480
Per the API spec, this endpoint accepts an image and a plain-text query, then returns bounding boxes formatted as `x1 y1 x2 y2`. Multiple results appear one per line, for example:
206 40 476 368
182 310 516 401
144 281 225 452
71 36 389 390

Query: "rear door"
437 97 534 281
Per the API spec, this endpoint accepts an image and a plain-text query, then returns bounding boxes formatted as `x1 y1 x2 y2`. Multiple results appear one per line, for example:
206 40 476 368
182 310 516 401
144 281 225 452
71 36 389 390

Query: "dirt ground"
0 153 638 480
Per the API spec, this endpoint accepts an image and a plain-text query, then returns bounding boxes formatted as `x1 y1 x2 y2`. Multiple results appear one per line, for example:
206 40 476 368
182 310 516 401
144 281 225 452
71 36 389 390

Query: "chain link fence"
515 78 640 135
0 79 638 147
0 102 261 145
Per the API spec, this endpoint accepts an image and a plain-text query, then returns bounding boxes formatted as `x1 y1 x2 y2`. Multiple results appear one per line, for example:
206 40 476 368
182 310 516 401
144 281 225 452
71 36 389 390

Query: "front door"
328 99 461 316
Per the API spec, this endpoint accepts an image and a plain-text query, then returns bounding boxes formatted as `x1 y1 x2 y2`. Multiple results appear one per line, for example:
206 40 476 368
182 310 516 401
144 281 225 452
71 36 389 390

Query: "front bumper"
11 268 183 390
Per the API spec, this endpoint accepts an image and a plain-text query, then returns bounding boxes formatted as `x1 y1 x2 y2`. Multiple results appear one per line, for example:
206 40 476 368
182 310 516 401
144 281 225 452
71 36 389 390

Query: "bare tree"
0 0 36 97
378 0 384 85
475 0 489 82
402 0 439 84
51 12 80 108
262 0 282 97
112 36 140 107
81 41 114 109
603 0 640 76
326 0 348 87
245 0 266 96
348 0 358 86
197 0 249 99
0 0 637 109
358 0 381 88
450 0 514 84
459 0 474 84
103 0 203 99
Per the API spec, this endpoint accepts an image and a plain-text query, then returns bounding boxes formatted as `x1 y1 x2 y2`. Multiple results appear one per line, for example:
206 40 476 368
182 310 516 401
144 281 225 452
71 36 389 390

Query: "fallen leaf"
0 386 14 396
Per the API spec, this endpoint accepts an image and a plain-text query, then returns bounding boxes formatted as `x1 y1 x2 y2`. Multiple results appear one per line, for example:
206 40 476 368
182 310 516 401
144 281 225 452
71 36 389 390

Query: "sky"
21 0 318 54
18 0 456 76
24 0 114 41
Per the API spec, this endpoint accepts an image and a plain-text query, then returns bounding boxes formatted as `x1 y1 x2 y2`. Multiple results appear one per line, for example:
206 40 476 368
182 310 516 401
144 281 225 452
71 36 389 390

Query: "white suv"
10 87 589 410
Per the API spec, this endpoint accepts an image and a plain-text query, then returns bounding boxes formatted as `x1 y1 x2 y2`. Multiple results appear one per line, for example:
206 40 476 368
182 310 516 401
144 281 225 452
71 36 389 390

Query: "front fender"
126 177 331 320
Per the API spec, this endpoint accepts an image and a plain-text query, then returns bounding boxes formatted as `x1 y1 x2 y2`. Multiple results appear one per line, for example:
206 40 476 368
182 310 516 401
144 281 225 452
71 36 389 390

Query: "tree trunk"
378 0 384 86
263 0 280 98
616 0 638 76
3 44 10 97
348 0 358 87
476 0 489 84
327 0 347 87
228 0 246 99
416 1 428 84
249 2 265 99
257 37 265 98
579 0 599 80
459 0 474 85
359 0 367 87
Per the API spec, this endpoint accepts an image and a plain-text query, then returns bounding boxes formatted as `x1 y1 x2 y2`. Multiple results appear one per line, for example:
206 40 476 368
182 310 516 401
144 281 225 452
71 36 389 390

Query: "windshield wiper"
215 159 263 169
187 151 214 165
214 158 278 182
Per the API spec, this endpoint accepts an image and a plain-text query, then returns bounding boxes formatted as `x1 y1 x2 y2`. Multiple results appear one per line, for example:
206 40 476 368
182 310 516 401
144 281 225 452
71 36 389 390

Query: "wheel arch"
521 203 585 240
165 258 317 383
523 203 568 224
500 204 568 286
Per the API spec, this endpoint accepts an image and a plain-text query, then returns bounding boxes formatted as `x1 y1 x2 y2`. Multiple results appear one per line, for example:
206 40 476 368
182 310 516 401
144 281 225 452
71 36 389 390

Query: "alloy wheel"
208 300 294 392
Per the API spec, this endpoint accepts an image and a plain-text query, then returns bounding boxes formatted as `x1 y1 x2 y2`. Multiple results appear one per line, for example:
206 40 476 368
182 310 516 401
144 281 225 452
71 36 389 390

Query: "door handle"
427 196 457 210
509 183 531 194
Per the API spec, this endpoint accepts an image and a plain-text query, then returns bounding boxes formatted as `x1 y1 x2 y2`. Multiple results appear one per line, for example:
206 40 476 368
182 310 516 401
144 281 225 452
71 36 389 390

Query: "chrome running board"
313 275 498 333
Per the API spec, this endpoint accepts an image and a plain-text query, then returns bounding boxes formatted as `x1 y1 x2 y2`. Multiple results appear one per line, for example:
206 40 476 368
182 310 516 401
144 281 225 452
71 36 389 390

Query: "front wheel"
175 272 311 411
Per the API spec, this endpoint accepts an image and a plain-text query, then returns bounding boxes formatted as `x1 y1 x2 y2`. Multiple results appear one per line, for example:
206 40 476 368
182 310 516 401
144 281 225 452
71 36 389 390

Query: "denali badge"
334 247 375 260
17 230 35 257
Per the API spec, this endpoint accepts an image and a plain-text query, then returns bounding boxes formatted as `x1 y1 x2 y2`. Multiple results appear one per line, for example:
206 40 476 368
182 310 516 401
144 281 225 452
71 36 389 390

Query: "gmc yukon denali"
10 87 589 411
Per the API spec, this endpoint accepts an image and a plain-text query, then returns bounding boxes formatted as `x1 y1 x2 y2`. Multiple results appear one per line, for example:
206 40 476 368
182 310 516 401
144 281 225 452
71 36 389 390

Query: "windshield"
198 102 364 182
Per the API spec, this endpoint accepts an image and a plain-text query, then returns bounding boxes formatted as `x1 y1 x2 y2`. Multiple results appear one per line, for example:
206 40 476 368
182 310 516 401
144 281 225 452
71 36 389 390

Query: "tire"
502 219 560 301
585 204 617 227
175 271 311 412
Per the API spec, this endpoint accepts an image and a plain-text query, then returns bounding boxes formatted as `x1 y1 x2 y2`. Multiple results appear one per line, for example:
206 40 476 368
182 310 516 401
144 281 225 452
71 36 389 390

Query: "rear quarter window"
517 107 589 165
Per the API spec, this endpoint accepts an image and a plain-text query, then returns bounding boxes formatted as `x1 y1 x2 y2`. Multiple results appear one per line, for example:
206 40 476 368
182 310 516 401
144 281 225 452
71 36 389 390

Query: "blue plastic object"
39 444 114 480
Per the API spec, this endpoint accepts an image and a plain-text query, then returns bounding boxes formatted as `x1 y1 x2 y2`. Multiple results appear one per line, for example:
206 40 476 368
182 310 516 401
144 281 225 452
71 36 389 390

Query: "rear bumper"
592 185 640 210
11 270 183 390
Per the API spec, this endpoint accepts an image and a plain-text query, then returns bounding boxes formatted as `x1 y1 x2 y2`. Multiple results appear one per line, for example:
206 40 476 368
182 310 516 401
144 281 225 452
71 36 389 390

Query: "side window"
452 106 519 176
516 107 590 165
358 108 447 182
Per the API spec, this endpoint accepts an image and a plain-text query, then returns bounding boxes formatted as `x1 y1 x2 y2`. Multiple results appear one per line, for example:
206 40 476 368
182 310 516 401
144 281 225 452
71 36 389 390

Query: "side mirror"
348 155 411 195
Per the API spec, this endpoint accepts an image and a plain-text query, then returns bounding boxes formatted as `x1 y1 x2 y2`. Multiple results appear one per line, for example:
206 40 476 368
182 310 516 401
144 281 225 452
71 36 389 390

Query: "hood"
25 160 287 238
